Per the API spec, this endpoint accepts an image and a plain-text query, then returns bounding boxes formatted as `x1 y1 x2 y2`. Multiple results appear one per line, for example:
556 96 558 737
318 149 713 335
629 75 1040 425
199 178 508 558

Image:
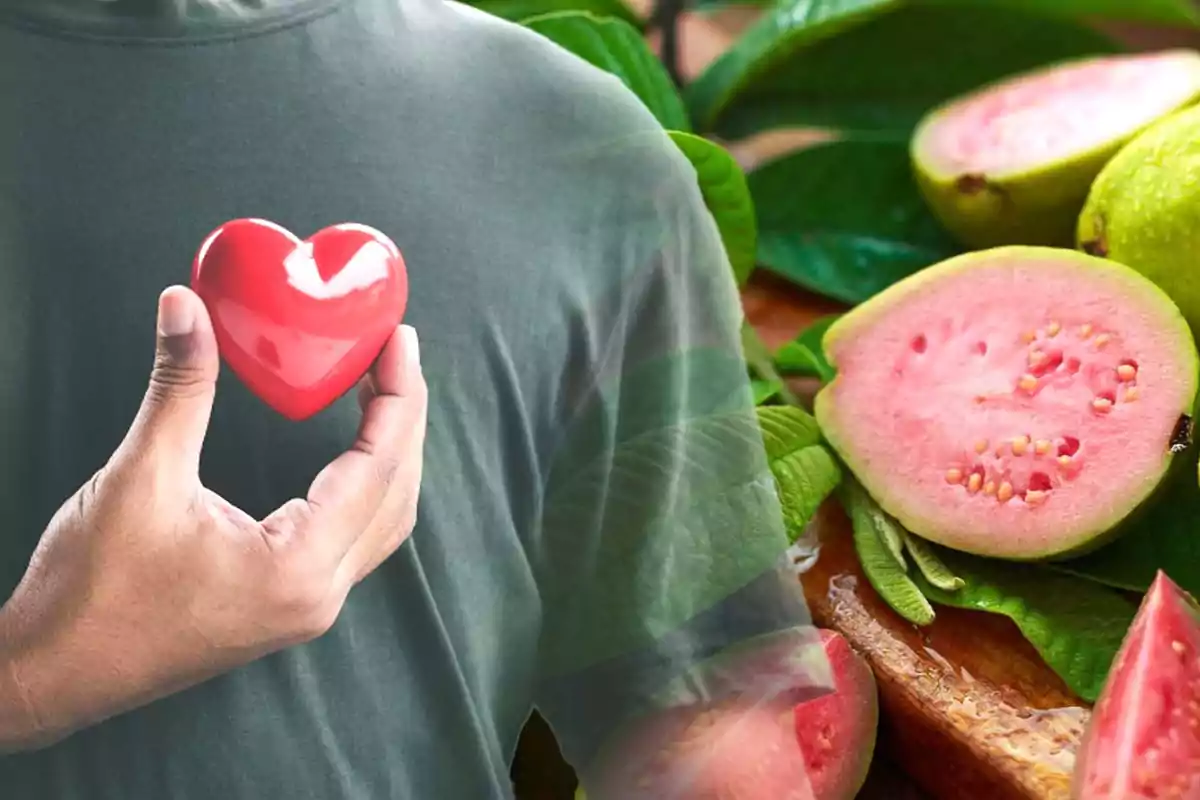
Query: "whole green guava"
1079 103 1200 336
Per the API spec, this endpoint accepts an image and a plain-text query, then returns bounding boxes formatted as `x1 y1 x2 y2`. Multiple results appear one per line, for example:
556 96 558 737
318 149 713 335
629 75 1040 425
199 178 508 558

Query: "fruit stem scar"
954 173 990 195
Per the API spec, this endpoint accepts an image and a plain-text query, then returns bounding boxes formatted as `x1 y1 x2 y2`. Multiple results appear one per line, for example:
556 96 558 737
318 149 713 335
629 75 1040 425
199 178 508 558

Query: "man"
0 0 828 797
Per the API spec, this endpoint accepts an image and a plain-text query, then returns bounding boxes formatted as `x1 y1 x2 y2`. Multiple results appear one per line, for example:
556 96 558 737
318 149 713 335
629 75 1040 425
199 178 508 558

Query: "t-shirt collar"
0 0 344 41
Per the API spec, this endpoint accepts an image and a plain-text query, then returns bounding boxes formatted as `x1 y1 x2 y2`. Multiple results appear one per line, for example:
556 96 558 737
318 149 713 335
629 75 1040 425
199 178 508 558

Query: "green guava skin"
913 138 1118 249
815 246 1200 561
1078 103 1200 338
913 55 1200 250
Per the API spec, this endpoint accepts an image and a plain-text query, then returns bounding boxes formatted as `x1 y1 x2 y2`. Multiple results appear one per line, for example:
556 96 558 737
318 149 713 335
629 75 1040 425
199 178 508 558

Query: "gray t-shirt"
0 1 823 796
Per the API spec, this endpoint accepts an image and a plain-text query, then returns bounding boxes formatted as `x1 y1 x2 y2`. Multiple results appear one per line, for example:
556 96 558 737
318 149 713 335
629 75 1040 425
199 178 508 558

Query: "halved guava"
1071 571 1200 799
579 628 877 800
912 50 1200 249
813 246 1199 561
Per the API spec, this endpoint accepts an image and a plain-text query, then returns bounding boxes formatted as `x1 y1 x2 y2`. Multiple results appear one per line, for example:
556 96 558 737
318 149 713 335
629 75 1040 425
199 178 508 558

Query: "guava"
813 246 1199 561
911 49 1200 249
1071 571 1200 799
1079 102 1200 337
578 628 878 800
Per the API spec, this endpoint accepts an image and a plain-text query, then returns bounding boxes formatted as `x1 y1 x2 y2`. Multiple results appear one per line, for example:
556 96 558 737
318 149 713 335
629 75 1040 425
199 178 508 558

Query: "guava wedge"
912 50 1200 249
579 628 877 800
1071 571 1200 799
1079 102 1200 337
813 246 1199 561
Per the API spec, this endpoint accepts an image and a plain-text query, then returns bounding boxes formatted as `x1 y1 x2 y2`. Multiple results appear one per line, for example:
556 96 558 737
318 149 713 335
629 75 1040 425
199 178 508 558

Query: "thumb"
124 286 220 472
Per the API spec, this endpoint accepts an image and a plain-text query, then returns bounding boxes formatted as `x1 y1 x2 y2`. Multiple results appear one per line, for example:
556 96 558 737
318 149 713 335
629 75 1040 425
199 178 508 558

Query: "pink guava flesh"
1072 571 1200 799
793 629 879 799
583 629 877 800
913 50 1200 179
816 248 1198 559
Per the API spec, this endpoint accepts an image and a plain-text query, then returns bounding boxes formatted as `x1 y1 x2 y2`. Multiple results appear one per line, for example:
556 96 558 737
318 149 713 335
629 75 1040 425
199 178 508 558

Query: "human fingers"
261 326 425 570
117 286 220 479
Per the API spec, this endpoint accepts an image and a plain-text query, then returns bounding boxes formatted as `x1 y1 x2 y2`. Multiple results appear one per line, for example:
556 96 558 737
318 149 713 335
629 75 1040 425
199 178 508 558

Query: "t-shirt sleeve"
530 116 832 794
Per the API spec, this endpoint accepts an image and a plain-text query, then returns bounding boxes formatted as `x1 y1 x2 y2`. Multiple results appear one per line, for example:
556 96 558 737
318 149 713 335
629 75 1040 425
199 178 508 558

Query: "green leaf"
921 0 1200 27
472 0 641 25
775 315 840 381
691 4 1120 139
839 478 936 626
915 547 1136 702
757 406 843 542
741 322 802 408
522 12 690 132
773 341 826 381
751 378 783 405
667 132 758 286
903 532 964 591
685 0 900 133
748 140 959 303
1054 455 1200 598
538 348 798 673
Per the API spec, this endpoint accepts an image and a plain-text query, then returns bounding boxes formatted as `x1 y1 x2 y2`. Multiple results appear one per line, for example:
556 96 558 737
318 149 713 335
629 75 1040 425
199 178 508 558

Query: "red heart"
191 218 408 421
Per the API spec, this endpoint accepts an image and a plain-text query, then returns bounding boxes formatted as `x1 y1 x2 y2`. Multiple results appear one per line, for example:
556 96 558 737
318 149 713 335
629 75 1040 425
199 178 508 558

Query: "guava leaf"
774 314 841 382
691 4 1120 139
838 478 936 626
741 323 802 408
471 0 641 25
692 0 1200 25
1053 456 1200 598
747 140 959 303
757 406 843 542
751 378 783 405
521 12 690 132
684 0 901 133
902 532 964 592
772 341 826 381
538 348 798 674
922 0 1200 27
914 547 1137 702
667 132 757 286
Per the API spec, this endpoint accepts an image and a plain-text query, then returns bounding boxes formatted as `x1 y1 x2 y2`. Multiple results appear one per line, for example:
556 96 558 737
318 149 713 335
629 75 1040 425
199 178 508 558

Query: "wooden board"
745 273 1091 800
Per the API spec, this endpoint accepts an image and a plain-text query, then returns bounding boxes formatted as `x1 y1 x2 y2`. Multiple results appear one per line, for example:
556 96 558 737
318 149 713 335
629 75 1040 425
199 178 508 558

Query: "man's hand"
0 286 427 752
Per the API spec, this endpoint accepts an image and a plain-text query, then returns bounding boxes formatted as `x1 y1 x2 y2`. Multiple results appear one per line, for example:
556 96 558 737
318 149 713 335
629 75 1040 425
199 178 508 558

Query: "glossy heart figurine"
191 219 408 421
